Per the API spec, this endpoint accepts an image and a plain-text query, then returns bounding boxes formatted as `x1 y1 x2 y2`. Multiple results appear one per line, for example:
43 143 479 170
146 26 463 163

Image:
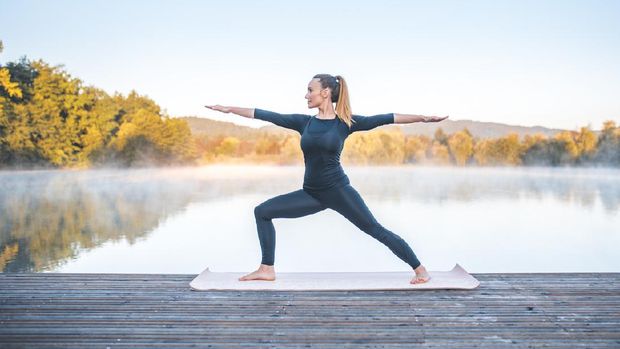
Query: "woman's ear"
321 88 329 99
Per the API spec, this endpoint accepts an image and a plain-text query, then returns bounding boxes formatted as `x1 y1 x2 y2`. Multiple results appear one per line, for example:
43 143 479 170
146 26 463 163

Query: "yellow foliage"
523 133 547 150
576 127 597 156
0 243 19 272
343 129 405 165
215 137 241 156
473 133 522 166
0 68 22 98
255 137 280 155
111 122 137 150
448 130 474 166
82 126 105 156
404 136 430 163
554 131 579 159
602 120 617 132
430 141 450 165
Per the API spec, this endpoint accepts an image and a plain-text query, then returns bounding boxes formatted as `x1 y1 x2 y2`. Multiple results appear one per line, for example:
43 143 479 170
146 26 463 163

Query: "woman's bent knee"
254 204 267 219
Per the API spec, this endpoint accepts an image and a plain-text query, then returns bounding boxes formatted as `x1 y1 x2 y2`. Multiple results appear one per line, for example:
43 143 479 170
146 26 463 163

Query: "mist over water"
1 165 619 274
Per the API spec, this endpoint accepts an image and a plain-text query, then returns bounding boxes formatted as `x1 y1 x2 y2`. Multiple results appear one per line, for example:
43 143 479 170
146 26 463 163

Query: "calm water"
1 165 619 274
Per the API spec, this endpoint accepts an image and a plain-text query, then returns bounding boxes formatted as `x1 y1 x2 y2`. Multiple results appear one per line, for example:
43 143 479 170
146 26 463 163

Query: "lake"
1 165 618 274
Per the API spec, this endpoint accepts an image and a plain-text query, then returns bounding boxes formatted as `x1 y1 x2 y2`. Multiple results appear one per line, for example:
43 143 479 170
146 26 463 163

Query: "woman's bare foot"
411 264 431 284
238 264 276 281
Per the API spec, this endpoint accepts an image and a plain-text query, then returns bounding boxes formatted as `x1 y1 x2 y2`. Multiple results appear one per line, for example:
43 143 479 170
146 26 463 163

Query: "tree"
254 135 280 155
554 131 579 164
343 130 405 165
434 127 448 146
0 68 22 99
214 136 240 157
429 141 450 165
0 54 197 168
19 60 85 166
448 130 474 166
404 135 430 164
594 120 620 166
575 126 596 157
474 133 522 166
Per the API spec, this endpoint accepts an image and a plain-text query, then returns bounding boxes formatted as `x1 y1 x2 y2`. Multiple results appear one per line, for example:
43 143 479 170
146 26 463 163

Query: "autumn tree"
434 127 448 146
448 129 474 166
214 136 240 157
594 120 620 166
0 51 197 168
575 126 597 164
343 129 405 165
404 135 430 164
474 133 522 166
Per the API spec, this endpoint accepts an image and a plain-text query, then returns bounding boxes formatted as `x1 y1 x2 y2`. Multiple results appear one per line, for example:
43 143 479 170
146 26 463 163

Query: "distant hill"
397 119 569 138
181 116 297 139
180 116 575 139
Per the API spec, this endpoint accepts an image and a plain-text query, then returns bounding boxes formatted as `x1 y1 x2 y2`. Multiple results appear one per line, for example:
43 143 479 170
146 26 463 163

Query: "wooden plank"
1 272 619 348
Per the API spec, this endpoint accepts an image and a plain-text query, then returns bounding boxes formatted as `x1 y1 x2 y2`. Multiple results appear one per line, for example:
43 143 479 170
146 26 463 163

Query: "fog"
1 165 619 273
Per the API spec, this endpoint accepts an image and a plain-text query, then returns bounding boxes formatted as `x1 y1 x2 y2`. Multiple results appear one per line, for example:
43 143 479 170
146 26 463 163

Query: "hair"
312 74 355 128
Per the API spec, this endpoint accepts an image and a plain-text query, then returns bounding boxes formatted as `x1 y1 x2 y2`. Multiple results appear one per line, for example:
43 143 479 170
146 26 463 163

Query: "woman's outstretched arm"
394 113 449 124
205 105 309 135
349 112 450 133
205 105 254 118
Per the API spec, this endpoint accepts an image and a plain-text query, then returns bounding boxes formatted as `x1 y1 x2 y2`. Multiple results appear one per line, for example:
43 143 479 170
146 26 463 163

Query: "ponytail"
334 75 353 128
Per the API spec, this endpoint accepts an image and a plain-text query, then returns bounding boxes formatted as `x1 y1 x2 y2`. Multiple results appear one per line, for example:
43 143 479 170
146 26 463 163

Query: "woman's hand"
422 115 449 123
205 105 231 113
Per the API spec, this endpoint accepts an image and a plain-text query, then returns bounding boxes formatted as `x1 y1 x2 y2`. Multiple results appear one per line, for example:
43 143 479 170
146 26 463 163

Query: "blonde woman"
206 74 448 284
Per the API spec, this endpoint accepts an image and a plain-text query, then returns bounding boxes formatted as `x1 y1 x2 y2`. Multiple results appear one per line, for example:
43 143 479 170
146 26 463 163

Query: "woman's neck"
317 103 337 119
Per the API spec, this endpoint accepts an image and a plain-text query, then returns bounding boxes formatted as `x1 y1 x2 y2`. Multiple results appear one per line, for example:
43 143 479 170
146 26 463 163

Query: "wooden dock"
1 272 619 348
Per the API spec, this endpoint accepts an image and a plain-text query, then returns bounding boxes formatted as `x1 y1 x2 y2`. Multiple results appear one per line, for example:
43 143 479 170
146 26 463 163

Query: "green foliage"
0 56 197 168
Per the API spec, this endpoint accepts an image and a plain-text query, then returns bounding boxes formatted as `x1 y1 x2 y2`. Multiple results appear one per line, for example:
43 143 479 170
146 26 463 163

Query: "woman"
206 74 448 284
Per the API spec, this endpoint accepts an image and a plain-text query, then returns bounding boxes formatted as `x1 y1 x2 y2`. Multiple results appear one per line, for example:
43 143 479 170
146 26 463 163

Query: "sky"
1 0 619 131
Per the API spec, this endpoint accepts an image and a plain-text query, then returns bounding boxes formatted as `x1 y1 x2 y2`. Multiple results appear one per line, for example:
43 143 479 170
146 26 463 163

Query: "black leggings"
253 184 421 269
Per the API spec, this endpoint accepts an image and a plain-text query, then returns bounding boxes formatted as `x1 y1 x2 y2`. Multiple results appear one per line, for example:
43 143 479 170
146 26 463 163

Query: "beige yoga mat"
189 263 479 290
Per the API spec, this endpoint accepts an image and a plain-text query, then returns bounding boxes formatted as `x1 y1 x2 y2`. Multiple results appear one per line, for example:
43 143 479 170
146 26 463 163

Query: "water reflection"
352 166 620 214
1 165 619 273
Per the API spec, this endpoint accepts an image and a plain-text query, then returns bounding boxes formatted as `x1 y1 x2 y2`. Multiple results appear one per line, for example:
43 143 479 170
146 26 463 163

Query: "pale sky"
1 0 619 131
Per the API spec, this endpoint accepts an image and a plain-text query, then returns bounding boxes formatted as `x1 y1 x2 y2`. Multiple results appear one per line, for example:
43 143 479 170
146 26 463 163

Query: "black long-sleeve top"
254 108 395 191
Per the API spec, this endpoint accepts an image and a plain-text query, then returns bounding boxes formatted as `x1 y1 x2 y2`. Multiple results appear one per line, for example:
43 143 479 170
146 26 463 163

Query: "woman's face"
305 78 330 109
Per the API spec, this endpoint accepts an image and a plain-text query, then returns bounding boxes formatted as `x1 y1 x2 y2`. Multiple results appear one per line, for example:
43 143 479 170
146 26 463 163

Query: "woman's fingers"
422 115 449 123
204 104 230 113
431 115 449 122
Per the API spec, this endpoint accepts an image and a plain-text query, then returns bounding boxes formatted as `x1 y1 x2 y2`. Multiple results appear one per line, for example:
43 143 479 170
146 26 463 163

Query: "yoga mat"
189 263 479 290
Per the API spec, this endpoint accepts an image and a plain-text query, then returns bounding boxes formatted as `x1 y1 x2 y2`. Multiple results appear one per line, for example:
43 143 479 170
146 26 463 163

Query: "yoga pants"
253 184 421 269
